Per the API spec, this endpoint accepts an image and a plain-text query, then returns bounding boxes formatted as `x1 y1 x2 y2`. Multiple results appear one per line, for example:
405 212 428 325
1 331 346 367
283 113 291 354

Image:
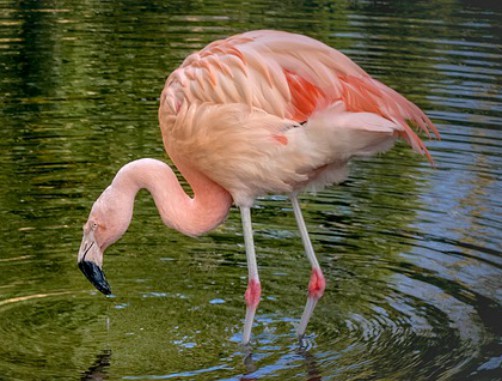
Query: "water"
1 0 501 380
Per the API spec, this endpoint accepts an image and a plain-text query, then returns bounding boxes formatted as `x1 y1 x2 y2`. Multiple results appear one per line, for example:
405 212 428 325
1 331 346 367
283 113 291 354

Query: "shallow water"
1 0 501 380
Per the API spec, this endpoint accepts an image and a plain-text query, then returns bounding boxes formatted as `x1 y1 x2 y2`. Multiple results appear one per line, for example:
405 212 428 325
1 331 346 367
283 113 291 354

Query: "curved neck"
112 158 233 236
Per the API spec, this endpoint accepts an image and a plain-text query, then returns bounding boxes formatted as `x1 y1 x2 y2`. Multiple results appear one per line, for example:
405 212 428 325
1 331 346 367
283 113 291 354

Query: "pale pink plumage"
78 30 438 344
159 30 438 207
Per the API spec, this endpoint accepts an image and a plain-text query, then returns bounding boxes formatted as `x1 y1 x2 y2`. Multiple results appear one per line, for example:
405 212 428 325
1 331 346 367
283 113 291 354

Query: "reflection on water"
0 0 501 380
81 350 112 381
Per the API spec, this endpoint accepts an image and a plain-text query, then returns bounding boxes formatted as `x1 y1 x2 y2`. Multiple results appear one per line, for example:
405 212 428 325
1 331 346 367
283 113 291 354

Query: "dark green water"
1 0 501 380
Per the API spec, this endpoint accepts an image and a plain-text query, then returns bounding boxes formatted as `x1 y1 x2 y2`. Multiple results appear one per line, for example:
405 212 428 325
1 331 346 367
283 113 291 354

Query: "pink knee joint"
308 268 326 299
245 279 261 308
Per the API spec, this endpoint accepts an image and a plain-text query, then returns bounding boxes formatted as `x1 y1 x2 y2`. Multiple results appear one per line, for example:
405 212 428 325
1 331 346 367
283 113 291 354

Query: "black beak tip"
78 260 112 295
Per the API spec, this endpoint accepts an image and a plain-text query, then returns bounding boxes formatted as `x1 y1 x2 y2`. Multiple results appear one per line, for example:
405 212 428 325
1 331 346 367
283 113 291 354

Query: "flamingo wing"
158 30 438 204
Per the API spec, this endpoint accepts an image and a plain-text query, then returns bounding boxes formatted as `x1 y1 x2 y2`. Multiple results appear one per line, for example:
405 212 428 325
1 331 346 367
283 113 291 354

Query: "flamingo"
77 30 439 344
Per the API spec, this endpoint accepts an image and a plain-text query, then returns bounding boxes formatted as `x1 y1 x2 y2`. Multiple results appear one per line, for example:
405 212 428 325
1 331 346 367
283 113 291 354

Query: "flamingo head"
77 185 133 296
77 217 112 295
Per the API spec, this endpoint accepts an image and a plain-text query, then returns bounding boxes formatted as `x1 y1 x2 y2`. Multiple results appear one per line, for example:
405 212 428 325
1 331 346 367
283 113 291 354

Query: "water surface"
0 0 501 380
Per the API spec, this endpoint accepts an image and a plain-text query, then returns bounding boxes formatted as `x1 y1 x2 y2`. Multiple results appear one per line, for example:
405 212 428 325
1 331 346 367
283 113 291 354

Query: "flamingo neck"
112 158 233 236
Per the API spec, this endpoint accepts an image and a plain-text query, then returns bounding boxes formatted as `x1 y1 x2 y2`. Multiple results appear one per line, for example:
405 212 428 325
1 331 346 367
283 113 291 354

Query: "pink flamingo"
77 30 438 344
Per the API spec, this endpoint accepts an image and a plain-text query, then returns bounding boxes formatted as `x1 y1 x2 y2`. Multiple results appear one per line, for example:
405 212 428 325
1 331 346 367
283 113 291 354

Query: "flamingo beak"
77 232 112 295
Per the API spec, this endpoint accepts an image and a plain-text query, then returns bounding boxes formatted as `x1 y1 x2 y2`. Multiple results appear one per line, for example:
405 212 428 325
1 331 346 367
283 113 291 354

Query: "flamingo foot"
243 278 261 344
297 268 325 338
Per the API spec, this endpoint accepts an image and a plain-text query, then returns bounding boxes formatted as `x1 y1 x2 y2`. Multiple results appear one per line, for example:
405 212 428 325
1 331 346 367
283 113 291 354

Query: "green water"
1 0 501 380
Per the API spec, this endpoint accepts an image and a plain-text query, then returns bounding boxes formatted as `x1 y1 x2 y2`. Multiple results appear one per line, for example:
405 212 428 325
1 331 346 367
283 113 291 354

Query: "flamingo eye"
91 222 98 231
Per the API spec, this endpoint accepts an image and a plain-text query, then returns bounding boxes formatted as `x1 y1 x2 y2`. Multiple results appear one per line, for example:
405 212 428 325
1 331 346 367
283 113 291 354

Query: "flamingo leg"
240 206 262 345
290 195 326 338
